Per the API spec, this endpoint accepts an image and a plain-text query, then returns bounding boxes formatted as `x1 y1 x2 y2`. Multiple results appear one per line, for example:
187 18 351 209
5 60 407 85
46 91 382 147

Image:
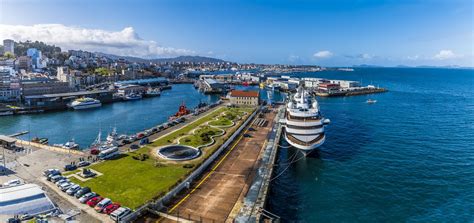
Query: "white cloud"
0 24 195 58
313 50 333 59
406 55 420 60
433 50 459 60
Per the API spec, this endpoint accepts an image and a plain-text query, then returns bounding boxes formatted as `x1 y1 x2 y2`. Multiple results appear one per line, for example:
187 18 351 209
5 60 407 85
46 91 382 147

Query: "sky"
0 0 473 66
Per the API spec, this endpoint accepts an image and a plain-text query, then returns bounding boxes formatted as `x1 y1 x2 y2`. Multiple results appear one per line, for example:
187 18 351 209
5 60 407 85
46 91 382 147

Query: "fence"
120 107 260 223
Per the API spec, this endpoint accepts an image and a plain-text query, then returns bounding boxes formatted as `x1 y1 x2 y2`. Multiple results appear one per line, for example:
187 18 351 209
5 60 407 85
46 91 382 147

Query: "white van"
110 207 131 222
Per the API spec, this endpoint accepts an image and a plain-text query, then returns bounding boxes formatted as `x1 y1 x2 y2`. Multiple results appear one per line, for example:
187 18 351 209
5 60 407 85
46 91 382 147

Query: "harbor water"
0 84 219 148
268 68 474 222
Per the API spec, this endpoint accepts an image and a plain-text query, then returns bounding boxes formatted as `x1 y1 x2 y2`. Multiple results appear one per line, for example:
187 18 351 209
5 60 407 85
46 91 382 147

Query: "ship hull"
72 103 102 110
284 131 325 155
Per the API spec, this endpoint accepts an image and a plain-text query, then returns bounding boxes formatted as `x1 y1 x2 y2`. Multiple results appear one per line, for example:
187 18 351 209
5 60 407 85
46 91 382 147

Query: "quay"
314 87 387 97
152 105 281 222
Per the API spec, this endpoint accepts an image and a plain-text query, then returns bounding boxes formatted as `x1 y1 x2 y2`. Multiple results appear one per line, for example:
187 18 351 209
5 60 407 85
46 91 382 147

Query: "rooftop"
24 90 111 99
230 90 259 98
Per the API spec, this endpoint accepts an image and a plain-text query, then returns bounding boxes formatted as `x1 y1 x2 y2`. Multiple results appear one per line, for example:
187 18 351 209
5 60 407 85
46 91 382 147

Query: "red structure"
169 101 190 120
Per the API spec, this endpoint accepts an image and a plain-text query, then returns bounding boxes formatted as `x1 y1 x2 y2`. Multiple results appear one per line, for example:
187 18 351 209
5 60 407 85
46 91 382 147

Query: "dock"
235 106 284 222
8 131 29 137
154 106 279 222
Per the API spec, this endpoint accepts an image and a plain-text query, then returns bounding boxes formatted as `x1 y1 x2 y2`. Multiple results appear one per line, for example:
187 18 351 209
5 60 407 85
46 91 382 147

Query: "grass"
180 126 222 147
70 106 254 210
209 117 233 127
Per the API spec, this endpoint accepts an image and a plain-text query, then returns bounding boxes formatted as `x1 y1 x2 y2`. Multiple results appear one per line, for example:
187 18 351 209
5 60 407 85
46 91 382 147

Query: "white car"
59 182 72 191
3 179 21 187
56 179 69 186
110 207 131 221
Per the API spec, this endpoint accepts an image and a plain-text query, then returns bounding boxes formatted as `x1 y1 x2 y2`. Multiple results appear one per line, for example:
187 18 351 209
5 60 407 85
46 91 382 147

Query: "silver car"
79 192 97 203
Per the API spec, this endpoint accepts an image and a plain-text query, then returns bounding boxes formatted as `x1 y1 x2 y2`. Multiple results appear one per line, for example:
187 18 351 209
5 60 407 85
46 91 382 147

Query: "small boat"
54 139 79 150
124 93 142 100
169 101 191 121
0 111 14 116
32 137 49 145
145 88 161 97
366 99 377 104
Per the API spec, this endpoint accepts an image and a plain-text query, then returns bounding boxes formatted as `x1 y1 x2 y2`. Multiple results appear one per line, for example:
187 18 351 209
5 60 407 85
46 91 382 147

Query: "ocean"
268 68 474 222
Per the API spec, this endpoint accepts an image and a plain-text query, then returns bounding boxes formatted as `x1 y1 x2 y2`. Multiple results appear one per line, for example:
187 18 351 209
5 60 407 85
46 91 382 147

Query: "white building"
302 77 329 88
0 66 20 102
0 184 57 217
3 39 14 55
330 80 360 89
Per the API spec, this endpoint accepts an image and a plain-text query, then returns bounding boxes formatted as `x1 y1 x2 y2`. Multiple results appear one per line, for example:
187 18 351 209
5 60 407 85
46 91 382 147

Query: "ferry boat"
284 87 330 155
124 93 142 100
68 97 102 110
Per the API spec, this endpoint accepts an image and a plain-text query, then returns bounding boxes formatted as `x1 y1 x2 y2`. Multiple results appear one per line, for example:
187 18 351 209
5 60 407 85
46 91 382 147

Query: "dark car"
139 138 149 145
75 187 91 198
248 127 256 131
130 144 139 150
82 169 97 178
243 133 252 138
64 164 77 171
122 139 131 144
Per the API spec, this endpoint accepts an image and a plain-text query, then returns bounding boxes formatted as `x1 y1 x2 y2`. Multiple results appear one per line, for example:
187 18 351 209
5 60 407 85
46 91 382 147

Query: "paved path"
162 108 277 222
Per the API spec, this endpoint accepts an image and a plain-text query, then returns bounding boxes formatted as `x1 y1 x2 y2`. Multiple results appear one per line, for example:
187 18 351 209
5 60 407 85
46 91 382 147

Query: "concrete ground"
162 108 277 222
0 143 98 222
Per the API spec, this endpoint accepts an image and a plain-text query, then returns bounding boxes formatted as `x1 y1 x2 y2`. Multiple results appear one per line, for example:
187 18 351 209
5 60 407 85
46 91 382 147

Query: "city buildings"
27 48 43 69
0 66 21 102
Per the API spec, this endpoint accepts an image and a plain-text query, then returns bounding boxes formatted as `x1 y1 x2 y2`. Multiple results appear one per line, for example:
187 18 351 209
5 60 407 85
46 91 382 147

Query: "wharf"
235 106 284 222
158 106 278 222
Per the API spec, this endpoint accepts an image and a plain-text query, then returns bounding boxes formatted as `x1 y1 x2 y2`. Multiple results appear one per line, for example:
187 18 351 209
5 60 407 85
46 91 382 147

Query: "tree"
3 52 15 59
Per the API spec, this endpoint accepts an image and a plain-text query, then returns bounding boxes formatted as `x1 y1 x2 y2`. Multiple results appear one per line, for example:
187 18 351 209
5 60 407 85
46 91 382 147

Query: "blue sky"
0 0 472 66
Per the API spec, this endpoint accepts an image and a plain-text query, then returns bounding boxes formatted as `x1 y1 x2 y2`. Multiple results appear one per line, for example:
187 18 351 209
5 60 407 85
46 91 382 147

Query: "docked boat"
54 139 79 150
0 110 14 116
284 87 330 155
124 93 142 100
169 101 191 121
68 97 102 110
145 88 161 97
32 137 48 145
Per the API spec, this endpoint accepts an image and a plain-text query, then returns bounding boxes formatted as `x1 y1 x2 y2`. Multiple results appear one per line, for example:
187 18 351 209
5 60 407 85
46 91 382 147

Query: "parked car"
110 207 132 222
43 169 60 177
47 172 61 181
66 184 81 195
139 138 149 145
94 198 112 212
122 139 131 144
79 192 97 203
55 179 68 186
64 164 77 171
130 144 139 150
243 133 252 138
87 196 103 207
104 203 121 215
75 187 91 198
50 175 64 183
59 182 72 191
90 148 100 155
3 179 21 187
77 161 90 167
136 133 145 139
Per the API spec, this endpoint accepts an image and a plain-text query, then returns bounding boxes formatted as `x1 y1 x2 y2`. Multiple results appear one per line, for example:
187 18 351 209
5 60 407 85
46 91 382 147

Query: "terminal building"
0 184 57 217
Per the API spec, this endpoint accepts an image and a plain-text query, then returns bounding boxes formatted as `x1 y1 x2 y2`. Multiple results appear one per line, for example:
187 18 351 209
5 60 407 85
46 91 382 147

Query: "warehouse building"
0 184 57 216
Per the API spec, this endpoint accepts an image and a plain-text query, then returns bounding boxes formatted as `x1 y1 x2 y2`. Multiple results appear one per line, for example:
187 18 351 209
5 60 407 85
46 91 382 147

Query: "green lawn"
209 117 233 127
70 106 253 210
180 126 222 147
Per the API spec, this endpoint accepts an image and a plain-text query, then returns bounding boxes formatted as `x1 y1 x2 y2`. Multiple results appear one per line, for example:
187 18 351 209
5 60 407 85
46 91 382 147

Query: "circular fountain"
156 145 201 161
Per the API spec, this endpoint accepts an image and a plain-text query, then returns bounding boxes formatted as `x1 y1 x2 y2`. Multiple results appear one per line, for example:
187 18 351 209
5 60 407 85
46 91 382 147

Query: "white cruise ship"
69 97 102 110
284 87 330 155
